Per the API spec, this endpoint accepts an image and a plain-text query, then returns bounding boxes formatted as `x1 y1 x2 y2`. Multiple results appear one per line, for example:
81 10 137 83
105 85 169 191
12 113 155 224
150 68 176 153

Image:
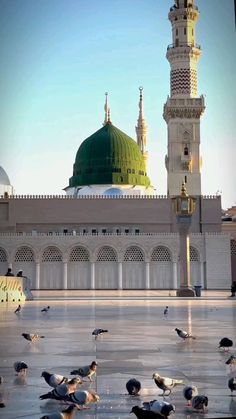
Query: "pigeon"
152 373 184 396
163 306 169 316
22 333 45 342
228 377 236 396
219 337 233 351
92 328 108 338
70 361 97 381
64 389 100 408
130 406 166 418
41 371 82 388
14 361 28 376
40 404 77 419
14 305 21 314
126 378 141 395
143 399 175 416
39 379 79 400
183 385 198 406
41 306 50 313
191 395 208 412
175 328 196 340
226 355 236 367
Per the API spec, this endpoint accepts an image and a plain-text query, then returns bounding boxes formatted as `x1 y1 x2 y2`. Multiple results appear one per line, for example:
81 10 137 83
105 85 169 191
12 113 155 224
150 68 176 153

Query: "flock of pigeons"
0 304 235 418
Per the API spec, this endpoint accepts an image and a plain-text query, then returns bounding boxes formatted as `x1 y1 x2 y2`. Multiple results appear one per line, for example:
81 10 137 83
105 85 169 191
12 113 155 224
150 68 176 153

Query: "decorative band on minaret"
163 0 205 197
136 87 148 171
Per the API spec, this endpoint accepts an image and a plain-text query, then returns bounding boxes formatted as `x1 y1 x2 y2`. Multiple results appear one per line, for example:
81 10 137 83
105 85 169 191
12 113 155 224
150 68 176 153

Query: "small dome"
0 166 11 186
68 122 150 188
104 187 124 196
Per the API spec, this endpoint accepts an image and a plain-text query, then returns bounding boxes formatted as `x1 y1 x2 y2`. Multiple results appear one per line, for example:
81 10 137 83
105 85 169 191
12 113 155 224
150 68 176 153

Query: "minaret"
163 0 205 197
136 87 148 172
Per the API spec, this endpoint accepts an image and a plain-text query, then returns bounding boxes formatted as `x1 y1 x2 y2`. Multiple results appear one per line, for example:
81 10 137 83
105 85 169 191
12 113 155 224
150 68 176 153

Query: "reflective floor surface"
0 296 236 418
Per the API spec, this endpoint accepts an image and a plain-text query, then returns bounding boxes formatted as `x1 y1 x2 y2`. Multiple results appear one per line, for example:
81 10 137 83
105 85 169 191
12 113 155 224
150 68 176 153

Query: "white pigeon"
152 373 184 396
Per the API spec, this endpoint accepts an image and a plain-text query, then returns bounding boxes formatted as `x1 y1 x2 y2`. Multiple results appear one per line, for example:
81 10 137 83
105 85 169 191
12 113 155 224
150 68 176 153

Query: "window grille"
0 248 7 262
190 246 199 262
231 240 236 256
151 246 171 262
42 246 62 262
69 247 89 262
124 246 144 262
96 246 117 262
14 246 34 262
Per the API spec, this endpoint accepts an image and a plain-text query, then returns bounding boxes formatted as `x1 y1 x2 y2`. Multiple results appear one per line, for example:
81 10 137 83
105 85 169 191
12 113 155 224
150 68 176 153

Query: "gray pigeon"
152 373 184 396
64 389 100 407
39 380 78 400
14 305 21 314
175 328 196 340
41 306 50 313
41 371 82 388
143 400 175 416
70 361 97 381
130 406 166 418
40 404 77 419
92 328 108 339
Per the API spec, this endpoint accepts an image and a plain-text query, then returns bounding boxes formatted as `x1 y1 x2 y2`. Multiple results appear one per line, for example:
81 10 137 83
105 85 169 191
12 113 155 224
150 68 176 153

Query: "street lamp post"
172 182 196 297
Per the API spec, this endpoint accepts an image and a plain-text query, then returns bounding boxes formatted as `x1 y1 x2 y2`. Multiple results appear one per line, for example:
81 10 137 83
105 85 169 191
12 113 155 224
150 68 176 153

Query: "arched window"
42 247 62 262
151 246 171 262
14 246 34 262
96 246 117 262
0 248 7 262
69 247 90 262
184 145 189 156
124 246 144 262
190 246 199 262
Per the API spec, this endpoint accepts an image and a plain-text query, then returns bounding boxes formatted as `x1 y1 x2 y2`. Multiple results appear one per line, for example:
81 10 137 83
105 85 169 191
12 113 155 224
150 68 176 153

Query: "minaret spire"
163 0 205 197
136 87 148 171
103 92 111 125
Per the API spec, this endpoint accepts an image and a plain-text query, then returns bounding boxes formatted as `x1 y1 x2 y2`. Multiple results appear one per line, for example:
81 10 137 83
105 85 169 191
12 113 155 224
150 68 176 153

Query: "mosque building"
0 0 235 291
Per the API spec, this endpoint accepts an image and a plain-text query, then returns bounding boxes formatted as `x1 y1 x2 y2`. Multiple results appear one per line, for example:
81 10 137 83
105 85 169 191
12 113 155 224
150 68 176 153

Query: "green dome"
69 122 150 188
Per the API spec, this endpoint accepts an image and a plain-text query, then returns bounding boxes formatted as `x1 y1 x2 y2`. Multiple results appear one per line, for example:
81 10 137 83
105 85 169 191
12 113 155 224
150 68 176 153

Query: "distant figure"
164 306 169 316
14 305 21 314
5 268 14 277
17 270 23 277
231 281 236 297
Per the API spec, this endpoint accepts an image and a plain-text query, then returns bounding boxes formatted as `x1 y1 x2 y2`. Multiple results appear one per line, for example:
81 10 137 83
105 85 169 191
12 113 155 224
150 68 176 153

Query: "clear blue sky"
0 0 235 209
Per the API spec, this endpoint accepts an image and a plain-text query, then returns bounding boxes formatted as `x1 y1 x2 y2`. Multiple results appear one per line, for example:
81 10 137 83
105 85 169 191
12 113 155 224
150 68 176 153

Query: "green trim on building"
69 122 151 188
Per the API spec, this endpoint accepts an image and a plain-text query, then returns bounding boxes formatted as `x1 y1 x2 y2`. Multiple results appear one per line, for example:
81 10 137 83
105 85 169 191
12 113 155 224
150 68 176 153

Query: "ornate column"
173 261 178 289
63 260 68 290
118 261 123 290
91 261 95 290
35 259 40 290
145 261 150 289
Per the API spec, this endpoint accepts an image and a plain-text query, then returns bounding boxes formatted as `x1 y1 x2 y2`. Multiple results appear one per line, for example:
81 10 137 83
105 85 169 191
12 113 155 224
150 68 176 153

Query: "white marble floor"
0 297 236 418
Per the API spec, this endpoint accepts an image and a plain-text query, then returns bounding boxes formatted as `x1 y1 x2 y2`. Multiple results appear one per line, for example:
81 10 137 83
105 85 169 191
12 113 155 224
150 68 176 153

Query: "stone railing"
0 194 219 200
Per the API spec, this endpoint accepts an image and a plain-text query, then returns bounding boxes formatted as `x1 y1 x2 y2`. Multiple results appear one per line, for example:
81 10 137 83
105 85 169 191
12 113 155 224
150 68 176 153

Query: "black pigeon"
41 371 82 388
14 305 21 314
228 377 236 396
126 378 141 395
41 306 50 313
226 355 236 367
92 328 108 338
70 360 97 381
143 400 175 416
22 333 45 342
219 337 233 351
163 306 169 316
14 361 28 376
183 385 198 406
40 404 77 419
130 406 166 418
175 328 196 340
192 395 208 412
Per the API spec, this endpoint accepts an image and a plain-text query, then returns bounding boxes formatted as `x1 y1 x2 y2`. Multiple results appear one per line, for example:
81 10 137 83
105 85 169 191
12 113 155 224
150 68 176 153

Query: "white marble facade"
0 232 231 290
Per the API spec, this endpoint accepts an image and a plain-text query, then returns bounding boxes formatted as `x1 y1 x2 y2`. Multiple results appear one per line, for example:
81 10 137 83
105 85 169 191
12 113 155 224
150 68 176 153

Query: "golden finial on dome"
103 92 111 125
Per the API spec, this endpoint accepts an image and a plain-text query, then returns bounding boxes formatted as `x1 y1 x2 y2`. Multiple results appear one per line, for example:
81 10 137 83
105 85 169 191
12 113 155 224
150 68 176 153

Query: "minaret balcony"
167 42 201 51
